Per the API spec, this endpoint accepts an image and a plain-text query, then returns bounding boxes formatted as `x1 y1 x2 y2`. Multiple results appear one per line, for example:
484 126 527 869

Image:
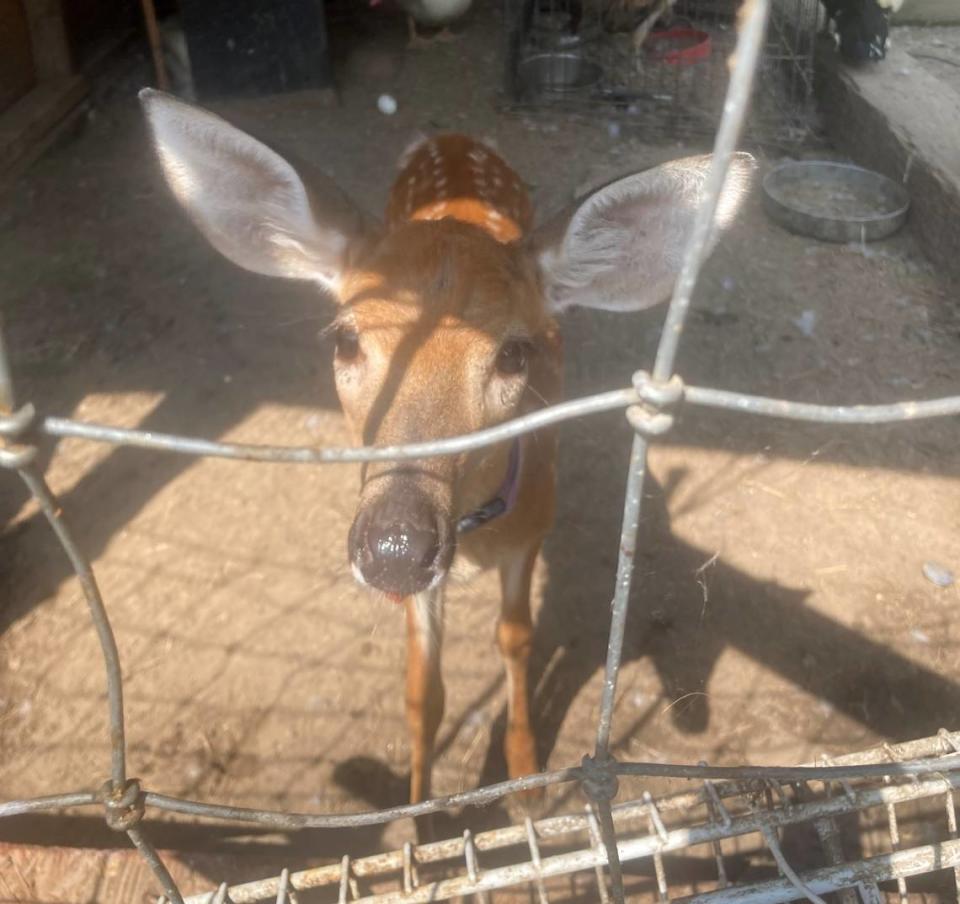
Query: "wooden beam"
0 75 88 182
21 0 73 79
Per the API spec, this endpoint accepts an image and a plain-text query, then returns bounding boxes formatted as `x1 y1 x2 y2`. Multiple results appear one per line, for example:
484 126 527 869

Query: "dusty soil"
895 25 960 96
1 2 959 897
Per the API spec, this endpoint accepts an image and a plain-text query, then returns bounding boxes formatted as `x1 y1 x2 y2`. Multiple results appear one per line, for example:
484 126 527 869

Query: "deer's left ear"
533 153 756 314
140 88 375 292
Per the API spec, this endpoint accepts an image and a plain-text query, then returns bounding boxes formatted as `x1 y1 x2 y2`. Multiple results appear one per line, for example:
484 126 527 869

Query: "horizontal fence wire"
32 385 960 463
1 0 960 901
5 752 960 826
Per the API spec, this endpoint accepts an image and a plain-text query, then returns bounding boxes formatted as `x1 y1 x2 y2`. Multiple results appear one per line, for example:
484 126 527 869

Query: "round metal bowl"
762 161 910 243
519 53 603 93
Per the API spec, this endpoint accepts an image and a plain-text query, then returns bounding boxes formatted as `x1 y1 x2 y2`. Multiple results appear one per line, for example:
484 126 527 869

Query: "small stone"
464 708 486 728
792 309 817 338
922 562 955 588
377 94 398 115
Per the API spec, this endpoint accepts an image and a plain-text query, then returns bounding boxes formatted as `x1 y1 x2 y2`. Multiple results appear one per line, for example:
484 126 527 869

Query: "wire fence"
1 0 959 900
503 0 823 146
177 730 960 903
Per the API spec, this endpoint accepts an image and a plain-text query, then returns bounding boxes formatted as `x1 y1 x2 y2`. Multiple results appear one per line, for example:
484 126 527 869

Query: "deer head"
140 89 753 601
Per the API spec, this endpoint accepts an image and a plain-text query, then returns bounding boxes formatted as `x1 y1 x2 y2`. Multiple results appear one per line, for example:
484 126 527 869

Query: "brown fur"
142 90 750 813
336 137 561 805
386 134 533 243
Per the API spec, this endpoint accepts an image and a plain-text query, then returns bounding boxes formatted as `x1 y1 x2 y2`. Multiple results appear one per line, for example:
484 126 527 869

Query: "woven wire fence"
1 0 960 901
503 0 822 145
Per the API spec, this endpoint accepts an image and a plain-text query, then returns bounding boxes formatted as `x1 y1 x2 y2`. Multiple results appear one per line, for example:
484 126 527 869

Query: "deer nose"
349 491 452 597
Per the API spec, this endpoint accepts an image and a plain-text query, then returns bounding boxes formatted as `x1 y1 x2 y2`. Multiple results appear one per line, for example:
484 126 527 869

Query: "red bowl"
644 27 711 64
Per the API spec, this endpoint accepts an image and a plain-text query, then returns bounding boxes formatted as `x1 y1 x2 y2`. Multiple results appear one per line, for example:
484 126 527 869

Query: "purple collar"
457 440 523 534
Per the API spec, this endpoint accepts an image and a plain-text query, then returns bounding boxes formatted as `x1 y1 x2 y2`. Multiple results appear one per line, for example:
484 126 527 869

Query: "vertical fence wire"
18 466 129 789
595 0 770 754
1 318 128 792
129 826 186 904
0 317 14 414
587 1 770 898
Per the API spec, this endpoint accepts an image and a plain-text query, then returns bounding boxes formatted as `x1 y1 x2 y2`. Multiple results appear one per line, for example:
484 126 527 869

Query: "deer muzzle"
348 478 456 598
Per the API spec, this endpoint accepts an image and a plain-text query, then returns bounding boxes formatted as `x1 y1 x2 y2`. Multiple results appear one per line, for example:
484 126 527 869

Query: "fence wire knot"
627 372 684 438
99 778 145 831
580 753 620 804
0 402 38 469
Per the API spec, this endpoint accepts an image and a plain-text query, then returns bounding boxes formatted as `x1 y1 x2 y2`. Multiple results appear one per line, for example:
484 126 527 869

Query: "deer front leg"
498 544 539 783
405 587 445 804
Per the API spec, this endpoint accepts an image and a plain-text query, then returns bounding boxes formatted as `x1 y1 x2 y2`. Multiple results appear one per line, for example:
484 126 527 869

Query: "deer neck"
386 134 533 244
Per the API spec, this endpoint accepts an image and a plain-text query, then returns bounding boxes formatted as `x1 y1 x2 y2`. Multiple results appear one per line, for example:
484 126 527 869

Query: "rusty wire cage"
2 0 960 902
503 0 824 145
181 731 960 903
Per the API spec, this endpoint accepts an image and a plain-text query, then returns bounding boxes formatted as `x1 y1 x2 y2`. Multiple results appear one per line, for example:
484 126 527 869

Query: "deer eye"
334 325 360 362
496 339 531 376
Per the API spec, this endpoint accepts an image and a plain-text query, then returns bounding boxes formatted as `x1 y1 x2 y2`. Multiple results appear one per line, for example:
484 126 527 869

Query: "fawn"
140 89 752 805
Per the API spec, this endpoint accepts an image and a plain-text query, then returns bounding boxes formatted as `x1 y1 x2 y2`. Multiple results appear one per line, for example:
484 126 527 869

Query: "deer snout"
348 488 455 598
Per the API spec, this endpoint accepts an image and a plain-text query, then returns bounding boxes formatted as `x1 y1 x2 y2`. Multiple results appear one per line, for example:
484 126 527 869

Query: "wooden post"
139 0 170 91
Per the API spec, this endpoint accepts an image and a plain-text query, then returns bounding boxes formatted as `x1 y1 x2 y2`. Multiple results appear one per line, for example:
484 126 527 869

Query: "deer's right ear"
140 89 371 292
532 153 755 315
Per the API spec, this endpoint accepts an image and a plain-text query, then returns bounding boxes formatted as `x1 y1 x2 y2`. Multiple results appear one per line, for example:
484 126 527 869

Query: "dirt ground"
1 1 959 894
895 24 960 96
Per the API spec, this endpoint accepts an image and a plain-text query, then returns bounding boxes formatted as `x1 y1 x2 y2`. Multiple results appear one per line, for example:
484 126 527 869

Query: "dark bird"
821 0 903 62
522 0 584 45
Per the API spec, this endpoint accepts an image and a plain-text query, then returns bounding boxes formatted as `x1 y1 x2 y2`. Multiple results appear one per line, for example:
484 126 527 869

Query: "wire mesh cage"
503 0 824 145
179 731 960 903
